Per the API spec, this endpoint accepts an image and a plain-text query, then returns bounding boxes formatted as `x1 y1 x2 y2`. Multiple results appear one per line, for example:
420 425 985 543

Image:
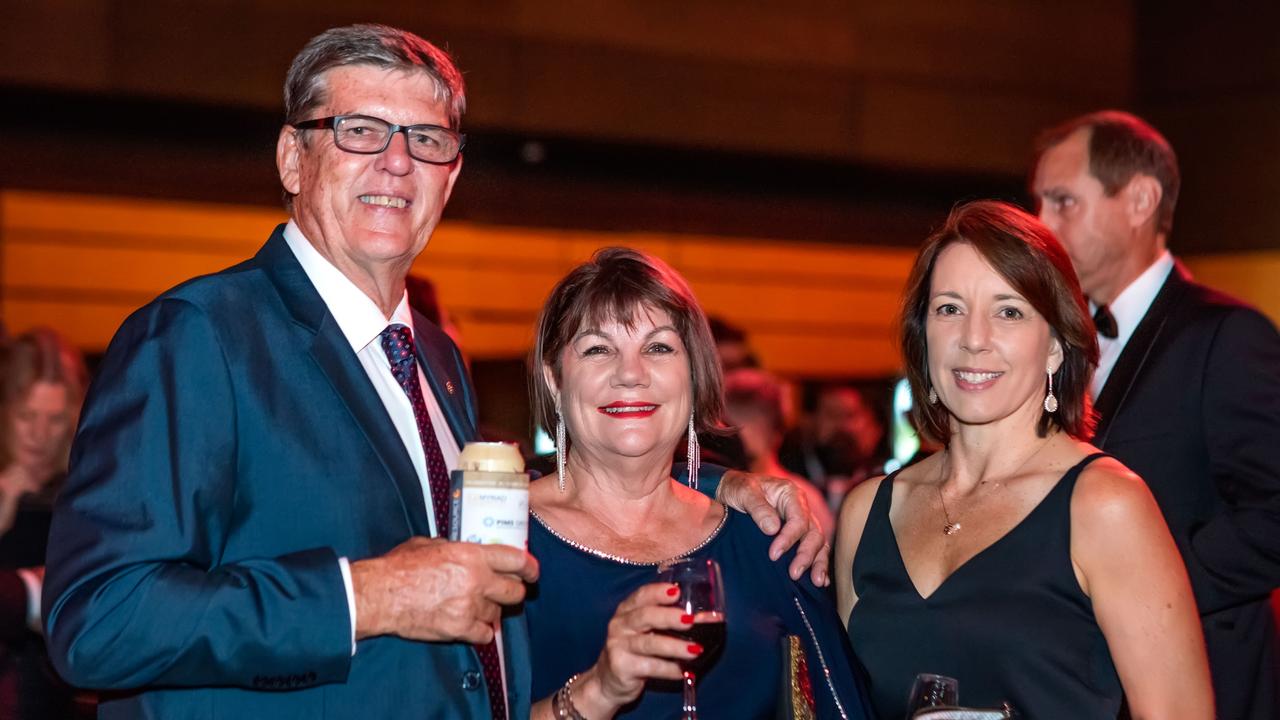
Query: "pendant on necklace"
943 522 962 535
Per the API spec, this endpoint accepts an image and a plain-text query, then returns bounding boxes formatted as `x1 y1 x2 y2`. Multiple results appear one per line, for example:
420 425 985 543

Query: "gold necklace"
935 435 1053 536
936 461 963 535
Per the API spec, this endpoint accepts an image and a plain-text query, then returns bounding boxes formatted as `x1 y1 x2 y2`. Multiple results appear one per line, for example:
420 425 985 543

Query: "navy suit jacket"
1094 262 1280 720
43 226 530 719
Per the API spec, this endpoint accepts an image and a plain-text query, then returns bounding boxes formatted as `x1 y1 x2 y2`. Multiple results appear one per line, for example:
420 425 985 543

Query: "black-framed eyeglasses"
290 114 466 164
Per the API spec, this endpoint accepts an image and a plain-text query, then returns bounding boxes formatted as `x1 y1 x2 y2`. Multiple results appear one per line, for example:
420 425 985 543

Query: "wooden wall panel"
0 0 1131 175
2 191 914 377
14 191 1273 382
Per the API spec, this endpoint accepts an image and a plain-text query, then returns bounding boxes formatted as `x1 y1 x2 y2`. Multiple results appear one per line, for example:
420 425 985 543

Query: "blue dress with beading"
525 507 874 719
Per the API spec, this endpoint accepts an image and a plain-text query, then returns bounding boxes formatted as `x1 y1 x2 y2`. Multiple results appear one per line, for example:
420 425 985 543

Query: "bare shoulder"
834 455 931 555
1068 449 1189 604
1070 454 1162 532
834 475 879 555
834 473 887 617
837 474 882 525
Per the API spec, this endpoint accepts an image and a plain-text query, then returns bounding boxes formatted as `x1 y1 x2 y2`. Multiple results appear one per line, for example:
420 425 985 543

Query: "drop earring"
928 386 939 405
555 407 567 492
686 413 700 491
1043 368 1059 413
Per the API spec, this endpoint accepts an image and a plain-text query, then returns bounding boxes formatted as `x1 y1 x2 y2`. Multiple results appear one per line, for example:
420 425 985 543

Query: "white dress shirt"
282 221 462 644
1090 251 1175 398
284 225 513 712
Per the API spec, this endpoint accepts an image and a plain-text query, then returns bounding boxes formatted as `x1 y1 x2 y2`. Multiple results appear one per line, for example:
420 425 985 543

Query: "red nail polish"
680 614 694 624
687 643 703 655
666 586 679 597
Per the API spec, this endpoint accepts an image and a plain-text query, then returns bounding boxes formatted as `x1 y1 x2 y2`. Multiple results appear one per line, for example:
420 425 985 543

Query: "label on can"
449 469 529 549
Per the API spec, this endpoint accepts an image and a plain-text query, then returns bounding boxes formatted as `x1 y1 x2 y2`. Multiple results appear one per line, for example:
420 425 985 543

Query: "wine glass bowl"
656 558 727 719
907 673 960 717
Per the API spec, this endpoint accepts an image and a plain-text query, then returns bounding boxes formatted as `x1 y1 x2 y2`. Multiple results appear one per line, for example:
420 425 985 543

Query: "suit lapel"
259 227 432 537
1094 262 1191 446
412 312 477 447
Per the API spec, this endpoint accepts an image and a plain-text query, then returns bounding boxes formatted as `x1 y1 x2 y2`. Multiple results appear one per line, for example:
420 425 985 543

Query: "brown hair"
1035 110 1180 236
0 327 90 474
282 24 466 210
901 201 1099 444
531 247 725 437
284 24 466 128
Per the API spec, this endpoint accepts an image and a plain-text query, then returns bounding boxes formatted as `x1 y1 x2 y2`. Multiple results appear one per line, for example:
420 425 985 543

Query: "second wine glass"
656 557 727 720
906 673 960 717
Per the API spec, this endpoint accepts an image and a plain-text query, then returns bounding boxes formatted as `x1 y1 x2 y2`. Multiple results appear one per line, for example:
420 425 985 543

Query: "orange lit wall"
1183 253 1280 323
9 191 1274 378
1 191 912 377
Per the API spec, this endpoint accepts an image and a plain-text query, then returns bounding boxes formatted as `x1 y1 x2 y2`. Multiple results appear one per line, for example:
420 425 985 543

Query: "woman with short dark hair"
526 247 872 719
835 201 1212 719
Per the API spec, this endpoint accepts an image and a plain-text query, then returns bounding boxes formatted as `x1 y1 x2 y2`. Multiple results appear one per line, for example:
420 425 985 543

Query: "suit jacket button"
461 670 482 690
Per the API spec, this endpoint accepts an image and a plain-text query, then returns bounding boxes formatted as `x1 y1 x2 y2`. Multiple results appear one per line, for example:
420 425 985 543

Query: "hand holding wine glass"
656 558 727 720
563 581 706 717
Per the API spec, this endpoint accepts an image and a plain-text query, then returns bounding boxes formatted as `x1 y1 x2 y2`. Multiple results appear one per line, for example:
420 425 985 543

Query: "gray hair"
284 24 467 129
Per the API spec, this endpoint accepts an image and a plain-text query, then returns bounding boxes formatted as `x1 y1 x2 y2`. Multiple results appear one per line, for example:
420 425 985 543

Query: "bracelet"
552 672 588 720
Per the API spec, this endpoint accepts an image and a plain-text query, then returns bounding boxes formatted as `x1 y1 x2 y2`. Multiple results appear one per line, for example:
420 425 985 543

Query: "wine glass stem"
682 670 698 720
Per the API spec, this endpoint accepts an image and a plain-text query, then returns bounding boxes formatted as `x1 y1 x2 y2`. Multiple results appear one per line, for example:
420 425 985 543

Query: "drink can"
449 442 529 549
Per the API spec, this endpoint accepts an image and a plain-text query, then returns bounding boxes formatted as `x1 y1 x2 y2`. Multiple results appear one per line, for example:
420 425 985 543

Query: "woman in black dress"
0 328 88 720
834 201 1211 719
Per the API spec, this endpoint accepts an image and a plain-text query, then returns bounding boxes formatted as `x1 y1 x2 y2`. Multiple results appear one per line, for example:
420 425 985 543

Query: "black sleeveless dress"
847 453 1123 719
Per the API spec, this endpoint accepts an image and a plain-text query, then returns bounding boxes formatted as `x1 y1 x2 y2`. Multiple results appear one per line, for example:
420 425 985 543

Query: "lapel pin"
445 380 455 395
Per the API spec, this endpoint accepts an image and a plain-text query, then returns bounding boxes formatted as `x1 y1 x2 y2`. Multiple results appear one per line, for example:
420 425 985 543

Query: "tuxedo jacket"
1094 262 1280 720
43 226 529 719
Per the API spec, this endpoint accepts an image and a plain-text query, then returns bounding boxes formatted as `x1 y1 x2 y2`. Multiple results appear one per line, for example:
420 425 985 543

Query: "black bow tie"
1092 304 1119 339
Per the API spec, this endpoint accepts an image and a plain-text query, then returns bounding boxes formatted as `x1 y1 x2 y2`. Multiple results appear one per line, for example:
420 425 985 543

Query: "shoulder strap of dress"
872 467 901 508
1061 452 1110 487
851 468 901 571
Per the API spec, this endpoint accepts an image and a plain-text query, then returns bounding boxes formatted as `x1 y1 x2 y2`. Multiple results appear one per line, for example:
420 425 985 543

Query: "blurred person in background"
723 368 833 540
1033 110 1280 720
405 274 467 365
706 316 758 372
0 328 88 719
780 384 887 510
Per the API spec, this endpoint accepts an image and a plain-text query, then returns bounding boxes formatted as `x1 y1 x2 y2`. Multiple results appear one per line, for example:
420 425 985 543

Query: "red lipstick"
597 401 660 418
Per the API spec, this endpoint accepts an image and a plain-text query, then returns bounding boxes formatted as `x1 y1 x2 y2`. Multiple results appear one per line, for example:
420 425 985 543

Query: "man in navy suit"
1033 110 1280 720
42 24 825 719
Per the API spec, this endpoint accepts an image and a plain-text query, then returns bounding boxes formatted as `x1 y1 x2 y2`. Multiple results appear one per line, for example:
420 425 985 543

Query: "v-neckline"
886 465 1075 602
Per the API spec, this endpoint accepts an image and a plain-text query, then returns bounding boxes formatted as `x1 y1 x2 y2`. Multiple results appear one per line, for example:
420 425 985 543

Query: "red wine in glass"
656 558 726 720
661 613 726 675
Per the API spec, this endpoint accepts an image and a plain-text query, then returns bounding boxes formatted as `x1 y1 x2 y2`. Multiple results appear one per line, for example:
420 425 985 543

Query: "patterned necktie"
380 324 452 535
379 324 507 720
1092 304 1119 339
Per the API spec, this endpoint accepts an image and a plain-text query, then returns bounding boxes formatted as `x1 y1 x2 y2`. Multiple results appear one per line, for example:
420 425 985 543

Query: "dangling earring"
686 413 700 491
927 386 939 405
1043 367 1059 413
555 407 568 492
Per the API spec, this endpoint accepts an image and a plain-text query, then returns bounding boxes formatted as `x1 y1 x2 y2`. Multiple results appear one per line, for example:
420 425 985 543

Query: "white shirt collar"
1091 250 1174 338
282 220 414 353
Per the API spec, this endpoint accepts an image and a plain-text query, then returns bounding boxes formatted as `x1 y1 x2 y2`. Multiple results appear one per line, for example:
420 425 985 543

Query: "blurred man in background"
1033 109 1280 720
